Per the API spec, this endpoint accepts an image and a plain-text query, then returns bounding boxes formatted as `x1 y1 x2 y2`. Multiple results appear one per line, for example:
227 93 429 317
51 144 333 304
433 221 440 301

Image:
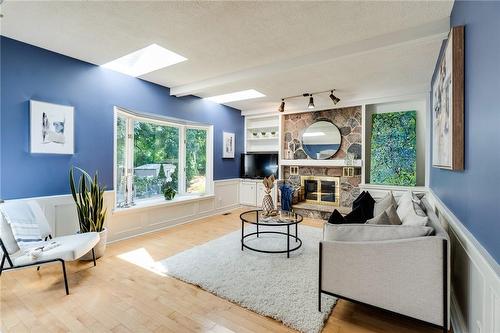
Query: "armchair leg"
59 260 69 295
37 266 40 271
92 248 96 267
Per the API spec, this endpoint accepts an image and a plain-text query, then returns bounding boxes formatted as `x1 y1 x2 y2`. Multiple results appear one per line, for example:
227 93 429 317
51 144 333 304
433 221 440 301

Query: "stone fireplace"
279 106 363 219
301 176 340 206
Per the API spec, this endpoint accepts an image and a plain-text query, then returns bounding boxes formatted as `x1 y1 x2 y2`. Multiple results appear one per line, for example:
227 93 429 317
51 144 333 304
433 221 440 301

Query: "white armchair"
0 200 100 294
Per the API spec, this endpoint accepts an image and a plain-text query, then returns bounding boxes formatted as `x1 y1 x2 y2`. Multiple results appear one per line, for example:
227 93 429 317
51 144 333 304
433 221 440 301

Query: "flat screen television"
240 153 279 179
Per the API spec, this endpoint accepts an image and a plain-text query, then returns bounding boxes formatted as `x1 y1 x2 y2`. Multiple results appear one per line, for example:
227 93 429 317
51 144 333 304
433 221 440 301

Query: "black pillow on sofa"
352 191 366 209
327 209 345 224
327 205 368 224
352 191 375 220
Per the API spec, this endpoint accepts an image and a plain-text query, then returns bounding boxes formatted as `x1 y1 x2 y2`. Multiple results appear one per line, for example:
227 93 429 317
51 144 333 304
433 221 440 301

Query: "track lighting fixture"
329 90 340 105
308 95 315 109
278 99 285 112
278 89 340 112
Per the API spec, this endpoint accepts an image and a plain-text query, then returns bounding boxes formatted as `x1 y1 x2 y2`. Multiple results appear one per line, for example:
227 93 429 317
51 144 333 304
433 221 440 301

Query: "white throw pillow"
323 223 433 242
396 191 413 221
402 206 429 226
373 192 397 217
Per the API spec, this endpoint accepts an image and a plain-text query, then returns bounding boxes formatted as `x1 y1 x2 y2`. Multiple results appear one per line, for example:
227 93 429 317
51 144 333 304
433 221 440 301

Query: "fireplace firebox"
300 176 340 206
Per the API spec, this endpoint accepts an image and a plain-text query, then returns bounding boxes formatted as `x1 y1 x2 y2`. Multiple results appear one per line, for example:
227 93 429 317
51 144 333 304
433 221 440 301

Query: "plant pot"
80 228 108 261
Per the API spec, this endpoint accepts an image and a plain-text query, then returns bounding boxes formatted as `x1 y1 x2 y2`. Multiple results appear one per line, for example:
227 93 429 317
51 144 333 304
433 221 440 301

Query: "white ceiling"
0 1 453 115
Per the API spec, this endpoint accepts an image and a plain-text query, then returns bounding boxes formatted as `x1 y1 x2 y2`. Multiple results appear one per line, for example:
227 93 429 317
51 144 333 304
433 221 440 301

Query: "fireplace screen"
301 176 340 206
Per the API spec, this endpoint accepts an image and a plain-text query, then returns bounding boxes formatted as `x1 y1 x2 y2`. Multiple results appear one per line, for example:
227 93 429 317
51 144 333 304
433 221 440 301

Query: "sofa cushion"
385 205 402 225
352 191 375 220
327 209 345 224
367 205 402 225
373 192 397 217
365 211 391 225
396 191 413 221
323 223 434 242
402 206 429 226
328 205 370 224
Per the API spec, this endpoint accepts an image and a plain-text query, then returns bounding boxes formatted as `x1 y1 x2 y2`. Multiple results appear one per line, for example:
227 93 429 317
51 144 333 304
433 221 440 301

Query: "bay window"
114 107 213 208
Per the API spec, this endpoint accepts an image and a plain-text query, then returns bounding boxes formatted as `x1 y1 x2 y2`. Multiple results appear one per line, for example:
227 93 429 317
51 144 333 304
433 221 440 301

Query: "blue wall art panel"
370 111 417 186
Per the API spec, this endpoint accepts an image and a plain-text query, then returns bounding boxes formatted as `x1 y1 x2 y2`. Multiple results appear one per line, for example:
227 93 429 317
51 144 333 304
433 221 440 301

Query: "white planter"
80 228 108 261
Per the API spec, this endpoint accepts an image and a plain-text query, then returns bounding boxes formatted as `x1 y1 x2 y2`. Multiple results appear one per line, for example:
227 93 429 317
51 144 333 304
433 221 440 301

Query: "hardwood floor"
1 208 443 333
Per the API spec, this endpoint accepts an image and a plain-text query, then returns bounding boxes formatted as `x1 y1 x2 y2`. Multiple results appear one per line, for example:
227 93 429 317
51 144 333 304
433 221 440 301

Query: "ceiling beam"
170 18 449 97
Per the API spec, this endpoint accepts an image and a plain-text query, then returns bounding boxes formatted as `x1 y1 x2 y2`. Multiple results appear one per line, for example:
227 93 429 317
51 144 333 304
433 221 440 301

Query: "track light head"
278 99 285 112
329 90 340 105
308 95 315 109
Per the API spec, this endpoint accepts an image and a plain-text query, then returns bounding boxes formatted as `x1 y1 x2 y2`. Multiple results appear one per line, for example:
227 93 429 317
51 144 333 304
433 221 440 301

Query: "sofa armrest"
320 236 449 327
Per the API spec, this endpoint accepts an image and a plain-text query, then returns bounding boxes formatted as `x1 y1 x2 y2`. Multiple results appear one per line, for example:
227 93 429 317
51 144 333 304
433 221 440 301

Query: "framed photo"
222 132 235 158
432 26 464 170
30 100 74 154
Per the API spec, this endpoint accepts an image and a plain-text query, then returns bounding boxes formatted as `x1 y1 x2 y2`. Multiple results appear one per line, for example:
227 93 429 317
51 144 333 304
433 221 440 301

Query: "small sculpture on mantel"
262 175 277 216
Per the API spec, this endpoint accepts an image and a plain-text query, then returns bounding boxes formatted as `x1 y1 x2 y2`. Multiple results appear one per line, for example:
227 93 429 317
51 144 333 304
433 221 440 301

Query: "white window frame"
113 106 213 208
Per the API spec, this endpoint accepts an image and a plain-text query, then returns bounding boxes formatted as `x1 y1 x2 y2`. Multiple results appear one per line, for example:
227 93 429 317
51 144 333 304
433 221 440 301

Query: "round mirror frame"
301 120 342 160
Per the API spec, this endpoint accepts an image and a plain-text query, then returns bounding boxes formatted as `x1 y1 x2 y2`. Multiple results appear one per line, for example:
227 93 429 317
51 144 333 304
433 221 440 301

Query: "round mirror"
301 121 342 159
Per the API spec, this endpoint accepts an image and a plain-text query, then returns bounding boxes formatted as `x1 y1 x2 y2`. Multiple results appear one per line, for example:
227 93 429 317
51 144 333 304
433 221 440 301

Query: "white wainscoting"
5 179 241 243
426 190 500 333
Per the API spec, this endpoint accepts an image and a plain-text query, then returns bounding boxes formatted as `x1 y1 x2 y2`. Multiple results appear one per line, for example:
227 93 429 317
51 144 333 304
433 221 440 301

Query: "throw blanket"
0 202 43 249
279 184 293 211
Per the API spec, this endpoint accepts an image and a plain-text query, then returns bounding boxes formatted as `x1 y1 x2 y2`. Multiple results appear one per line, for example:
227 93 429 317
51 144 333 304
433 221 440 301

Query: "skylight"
101 44 187 77
205 89 265 104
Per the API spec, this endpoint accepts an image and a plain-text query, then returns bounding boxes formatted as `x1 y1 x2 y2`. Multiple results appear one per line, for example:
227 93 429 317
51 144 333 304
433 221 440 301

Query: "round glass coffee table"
239 210 303 258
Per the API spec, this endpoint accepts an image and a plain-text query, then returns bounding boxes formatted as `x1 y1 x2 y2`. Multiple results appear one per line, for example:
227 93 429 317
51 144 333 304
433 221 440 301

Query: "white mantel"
280 159 363 167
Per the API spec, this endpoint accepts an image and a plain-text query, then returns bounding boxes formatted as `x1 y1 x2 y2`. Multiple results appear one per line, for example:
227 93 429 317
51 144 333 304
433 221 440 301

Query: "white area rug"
159 225 337 333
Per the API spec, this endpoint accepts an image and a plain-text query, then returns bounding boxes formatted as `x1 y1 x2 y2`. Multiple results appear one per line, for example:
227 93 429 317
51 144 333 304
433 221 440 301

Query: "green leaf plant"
69 167 107 233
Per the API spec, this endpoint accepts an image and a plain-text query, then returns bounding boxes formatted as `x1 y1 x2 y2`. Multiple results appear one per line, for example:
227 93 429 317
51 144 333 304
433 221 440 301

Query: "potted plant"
69 167 108 260
161 182 176 200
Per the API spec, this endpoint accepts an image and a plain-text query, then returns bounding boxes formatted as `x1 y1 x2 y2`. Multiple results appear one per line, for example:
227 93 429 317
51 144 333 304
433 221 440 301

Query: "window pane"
115 116 127 206
186 128 207 194
133 121 179 201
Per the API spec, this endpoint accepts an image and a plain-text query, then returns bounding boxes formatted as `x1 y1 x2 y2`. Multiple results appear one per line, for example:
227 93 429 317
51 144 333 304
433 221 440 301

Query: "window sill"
112 193 215 215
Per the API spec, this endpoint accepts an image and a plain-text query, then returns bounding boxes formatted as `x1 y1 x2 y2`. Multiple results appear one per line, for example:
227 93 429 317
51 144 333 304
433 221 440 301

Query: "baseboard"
427 189 500 333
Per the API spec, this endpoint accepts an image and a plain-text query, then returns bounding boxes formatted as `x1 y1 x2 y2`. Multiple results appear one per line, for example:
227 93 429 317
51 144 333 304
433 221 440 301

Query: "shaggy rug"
159 225 337 333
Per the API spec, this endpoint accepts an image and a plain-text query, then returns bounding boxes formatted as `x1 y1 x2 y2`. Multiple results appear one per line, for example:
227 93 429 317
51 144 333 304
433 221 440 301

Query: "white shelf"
280 159 363 167
247 137 279 141
247 125 279 131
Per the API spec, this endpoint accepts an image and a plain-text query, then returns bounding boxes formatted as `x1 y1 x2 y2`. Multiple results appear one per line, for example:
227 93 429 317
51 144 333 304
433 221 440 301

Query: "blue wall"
430 1 500 262
0 36 244 200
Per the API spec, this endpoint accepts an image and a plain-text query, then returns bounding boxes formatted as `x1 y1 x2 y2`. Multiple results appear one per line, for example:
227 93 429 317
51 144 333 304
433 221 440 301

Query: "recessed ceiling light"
205 89 265 104
101 44 187 77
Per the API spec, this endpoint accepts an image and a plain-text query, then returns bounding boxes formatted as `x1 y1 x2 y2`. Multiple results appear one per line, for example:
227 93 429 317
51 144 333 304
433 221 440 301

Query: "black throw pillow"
327 209 345 224
352 191 375 220
344 205 368 223
352 191 366 210
327 206 368 224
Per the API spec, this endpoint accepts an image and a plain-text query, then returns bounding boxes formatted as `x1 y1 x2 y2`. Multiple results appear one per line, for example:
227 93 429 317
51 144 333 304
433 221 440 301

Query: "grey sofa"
318 196 450 333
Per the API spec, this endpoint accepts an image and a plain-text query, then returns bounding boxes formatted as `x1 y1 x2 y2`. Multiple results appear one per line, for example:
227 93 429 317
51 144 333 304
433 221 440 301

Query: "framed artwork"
432 26 464 170
370 111 417 186
30 100 74 154
222 132 235 158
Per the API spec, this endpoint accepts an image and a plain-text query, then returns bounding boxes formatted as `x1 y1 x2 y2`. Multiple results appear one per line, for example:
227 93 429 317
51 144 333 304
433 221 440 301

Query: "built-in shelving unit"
245 115 280 152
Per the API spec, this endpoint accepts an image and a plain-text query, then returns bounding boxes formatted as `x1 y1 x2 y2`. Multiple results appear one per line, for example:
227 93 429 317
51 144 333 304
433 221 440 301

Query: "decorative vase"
80 228 108 260
262 193 274 214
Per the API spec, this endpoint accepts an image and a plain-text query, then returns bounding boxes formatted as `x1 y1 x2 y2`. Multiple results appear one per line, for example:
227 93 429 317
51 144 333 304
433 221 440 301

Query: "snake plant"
69 167 107 233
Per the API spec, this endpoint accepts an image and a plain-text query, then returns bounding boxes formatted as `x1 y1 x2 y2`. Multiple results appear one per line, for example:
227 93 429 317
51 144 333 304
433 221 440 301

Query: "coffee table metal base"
241 227 302 258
